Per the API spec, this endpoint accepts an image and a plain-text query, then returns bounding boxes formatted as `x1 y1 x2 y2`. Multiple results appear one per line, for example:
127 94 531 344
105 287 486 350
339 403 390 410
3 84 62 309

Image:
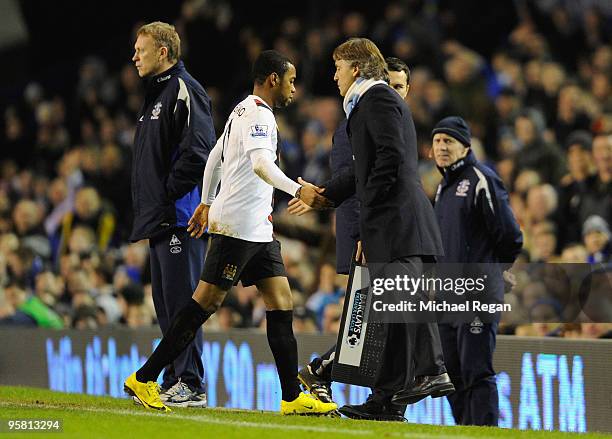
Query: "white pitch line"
0 401 475 439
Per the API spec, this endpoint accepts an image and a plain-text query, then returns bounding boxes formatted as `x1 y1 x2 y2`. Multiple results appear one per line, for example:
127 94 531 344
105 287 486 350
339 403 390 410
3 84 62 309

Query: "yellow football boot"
281 391 337 416
124 372 171 412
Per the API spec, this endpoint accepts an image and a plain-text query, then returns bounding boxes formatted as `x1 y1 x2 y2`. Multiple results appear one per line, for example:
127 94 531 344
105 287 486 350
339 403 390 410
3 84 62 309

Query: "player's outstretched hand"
287 198 313 215
187 203 210 238
297 177 333 210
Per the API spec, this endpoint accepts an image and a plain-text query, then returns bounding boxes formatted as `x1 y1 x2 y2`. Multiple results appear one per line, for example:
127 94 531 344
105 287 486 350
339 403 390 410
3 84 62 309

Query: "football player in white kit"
124 50 336 416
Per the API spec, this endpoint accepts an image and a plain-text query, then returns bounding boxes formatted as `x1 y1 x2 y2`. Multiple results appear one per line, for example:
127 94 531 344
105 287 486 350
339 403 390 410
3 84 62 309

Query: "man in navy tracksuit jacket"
431 116 523 425
130 22 216 405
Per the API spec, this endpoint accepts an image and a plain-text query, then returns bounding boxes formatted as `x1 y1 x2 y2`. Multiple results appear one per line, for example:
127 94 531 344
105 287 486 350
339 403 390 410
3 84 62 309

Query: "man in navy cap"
396 116 522 425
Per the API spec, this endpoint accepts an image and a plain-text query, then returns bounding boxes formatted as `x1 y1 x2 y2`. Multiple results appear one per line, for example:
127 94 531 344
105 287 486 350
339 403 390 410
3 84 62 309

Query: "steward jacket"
434 150 523 297
434 150 522 264
130 61 216 241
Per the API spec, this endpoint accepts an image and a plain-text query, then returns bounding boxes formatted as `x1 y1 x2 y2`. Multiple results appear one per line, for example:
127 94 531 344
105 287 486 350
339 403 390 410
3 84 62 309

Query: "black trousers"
438 321 498 426
369 256 446 407
149 228 206 392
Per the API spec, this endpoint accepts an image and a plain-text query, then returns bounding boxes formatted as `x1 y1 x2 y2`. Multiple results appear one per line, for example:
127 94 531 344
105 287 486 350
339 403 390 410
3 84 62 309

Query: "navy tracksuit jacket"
130 60 215 242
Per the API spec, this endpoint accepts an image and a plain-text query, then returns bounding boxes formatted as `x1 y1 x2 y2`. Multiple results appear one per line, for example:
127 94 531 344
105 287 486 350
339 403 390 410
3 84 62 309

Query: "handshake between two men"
290 177 333 215
290 177 365 263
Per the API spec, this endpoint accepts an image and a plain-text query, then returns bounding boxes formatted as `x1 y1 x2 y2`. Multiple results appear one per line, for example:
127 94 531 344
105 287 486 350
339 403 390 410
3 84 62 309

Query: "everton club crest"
455 179 470 197
151 102 162 120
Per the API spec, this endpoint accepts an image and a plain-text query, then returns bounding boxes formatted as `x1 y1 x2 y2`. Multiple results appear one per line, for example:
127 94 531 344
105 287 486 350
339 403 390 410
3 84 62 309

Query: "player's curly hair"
252 50 292 85
137 22 181 63
333 38 387 81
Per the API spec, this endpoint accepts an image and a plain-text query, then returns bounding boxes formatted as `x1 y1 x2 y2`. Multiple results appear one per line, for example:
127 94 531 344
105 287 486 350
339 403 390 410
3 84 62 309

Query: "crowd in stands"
1 0 610 339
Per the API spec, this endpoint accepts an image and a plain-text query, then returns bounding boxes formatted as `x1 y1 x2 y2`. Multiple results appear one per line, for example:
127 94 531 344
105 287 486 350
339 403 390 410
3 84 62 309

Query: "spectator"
292 306 317 334
443 45 491 135
321 302 342 335
591 72 612 113
512 110 566 184
126 303 154 328
57 187 115 258
300 121 331 186
526 184 558 226
117 282 146 325
514 169 542 198
67 226 96 256
305 263 343 328
581 323 612 339
90 144 132 239
64 269 96 308
72 304 99 329
119 242 149 285
0 284 63 328
582 215 611 263
530 221 558 262
487 86 522 160
555 131 595 248
579 134 612 226
34 271 64 309
5 246 41 290
554 84 592 145
12 200 50 260
560 243 588 263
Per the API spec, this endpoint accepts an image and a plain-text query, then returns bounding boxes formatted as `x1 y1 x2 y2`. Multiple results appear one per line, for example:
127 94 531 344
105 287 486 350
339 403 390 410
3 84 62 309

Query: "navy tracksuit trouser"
438 321 498 426
149 228 206 393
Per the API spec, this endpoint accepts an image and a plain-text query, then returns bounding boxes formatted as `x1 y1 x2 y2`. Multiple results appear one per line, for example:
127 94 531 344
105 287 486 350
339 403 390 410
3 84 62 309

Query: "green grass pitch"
0 386 609 438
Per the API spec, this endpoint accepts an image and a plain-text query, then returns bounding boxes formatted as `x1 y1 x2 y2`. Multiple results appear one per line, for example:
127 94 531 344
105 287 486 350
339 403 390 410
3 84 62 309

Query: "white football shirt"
207 95 279 242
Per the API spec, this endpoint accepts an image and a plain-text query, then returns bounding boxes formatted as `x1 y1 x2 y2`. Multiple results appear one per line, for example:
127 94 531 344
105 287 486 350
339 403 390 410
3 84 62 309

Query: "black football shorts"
200 234 287 290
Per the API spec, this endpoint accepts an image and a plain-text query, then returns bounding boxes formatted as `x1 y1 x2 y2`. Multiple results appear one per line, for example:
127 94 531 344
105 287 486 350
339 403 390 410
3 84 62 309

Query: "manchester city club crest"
151 101 162 120
455 179 470 197
222 264 237 281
